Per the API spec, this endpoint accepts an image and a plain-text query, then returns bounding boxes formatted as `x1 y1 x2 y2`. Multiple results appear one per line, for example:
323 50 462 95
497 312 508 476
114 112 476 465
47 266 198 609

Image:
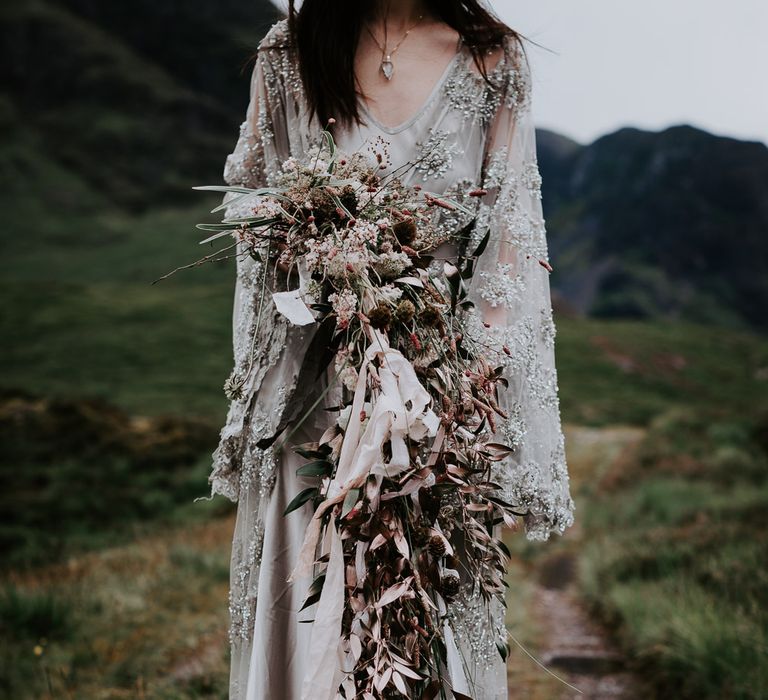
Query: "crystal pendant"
381 55 394 81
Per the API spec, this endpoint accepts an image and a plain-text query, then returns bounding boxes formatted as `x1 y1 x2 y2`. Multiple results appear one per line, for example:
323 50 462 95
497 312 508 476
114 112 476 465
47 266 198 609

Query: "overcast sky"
492 0 768 144
271 0 768 145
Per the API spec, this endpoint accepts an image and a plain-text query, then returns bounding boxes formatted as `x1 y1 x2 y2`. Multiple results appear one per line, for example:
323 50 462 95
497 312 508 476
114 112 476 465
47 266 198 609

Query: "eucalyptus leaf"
283 487 318 516
193 185 255 194
195 222 238 232
296 459 333 477
197 229 235 244
299 573 326 611
341 488 361 518
471 228 491 258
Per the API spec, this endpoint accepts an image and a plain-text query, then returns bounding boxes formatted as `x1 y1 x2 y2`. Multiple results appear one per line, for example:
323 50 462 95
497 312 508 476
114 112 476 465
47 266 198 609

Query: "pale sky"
493 0 768 145
270 0 768 145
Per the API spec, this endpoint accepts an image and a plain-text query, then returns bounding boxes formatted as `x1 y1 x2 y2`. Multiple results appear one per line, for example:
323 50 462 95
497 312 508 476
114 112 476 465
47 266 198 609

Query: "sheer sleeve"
223 37 284 365
223 30 290 191
208 23 296 502
465 35 575 540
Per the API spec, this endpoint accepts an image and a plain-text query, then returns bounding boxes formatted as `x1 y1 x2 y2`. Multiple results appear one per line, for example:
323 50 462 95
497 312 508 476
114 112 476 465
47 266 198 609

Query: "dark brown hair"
285 0 516 129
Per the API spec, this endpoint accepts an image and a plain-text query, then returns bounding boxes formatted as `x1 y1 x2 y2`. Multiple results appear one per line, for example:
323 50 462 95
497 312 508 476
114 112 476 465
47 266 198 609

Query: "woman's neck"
371 0 431 28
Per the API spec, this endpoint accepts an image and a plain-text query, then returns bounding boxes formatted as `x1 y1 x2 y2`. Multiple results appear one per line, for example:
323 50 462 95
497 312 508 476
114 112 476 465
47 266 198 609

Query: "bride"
208 0 575 697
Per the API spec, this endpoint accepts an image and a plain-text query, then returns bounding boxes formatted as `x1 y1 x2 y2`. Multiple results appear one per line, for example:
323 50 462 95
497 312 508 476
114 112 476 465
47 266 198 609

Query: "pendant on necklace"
380 55 394 81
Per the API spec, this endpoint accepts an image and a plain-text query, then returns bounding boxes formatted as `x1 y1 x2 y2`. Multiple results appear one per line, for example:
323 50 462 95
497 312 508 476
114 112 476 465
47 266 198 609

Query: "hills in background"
537 127 768 330
2 0 767 331
0 0 280 209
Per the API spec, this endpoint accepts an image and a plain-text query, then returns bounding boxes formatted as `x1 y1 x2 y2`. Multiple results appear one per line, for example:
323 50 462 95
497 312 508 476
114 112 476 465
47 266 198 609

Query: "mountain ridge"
537 124 768 329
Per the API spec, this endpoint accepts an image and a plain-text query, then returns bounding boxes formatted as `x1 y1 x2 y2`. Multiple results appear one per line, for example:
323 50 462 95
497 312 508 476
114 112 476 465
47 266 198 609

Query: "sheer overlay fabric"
209 19 575 699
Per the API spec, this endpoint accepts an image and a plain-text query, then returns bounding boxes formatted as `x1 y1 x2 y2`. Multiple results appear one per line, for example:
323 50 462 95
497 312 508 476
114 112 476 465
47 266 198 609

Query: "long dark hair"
283 0 516 129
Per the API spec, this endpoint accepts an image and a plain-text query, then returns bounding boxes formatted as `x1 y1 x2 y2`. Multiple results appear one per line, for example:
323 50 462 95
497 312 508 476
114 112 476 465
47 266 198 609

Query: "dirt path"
506 425 647 700
530 562 641 699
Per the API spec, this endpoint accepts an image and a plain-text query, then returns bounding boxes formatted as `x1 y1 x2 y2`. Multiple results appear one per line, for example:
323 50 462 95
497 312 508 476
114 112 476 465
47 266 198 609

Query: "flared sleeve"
208 23 298 502
465 35 575 540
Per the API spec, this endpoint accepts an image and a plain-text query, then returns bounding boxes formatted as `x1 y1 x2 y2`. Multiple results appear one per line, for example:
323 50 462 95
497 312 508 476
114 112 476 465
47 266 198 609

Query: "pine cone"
428 535 447 558
441 572 461 599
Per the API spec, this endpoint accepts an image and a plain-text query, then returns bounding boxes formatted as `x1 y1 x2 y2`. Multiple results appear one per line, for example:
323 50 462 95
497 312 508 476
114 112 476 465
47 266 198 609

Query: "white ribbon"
291 329 439 700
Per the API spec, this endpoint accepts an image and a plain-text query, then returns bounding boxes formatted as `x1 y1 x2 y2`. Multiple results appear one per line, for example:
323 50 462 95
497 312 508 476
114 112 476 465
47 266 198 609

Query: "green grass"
1 278 233 418
0 519 233 700
578 409 768 699
1 203 235 419
554 317 768 426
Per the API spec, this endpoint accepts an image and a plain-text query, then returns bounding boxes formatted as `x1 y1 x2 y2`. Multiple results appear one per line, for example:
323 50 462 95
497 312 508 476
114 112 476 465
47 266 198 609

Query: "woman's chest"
288 51 497 195
334 107 486 195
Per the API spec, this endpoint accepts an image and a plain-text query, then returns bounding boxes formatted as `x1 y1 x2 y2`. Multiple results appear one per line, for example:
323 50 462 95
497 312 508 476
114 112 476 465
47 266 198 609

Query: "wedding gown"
208 18 575 700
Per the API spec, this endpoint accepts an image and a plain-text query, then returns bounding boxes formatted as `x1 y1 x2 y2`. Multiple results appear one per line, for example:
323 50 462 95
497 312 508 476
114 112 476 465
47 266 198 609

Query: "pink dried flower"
539 259 554 272
425 196 456 211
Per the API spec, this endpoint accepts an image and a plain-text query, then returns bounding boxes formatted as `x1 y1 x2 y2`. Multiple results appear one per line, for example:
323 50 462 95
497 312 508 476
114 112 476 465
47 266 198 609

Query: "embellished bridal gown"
209 18 575 700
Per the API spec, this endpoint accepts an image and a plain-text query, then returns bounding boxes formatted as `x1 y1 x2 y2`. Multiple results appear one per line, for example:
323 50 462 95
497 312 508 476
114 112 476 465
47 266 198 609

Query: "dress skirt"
235 366 508 700
243 412 321 699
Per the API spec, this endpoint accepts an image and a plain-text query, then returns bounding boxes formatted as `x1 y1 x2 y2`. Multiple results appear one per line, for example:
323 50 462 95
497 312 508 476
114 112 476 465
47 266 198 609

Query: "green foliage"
554 317 768 426
0 520 233 699
0 586 74 642
579 409 768 699
0 389 234 567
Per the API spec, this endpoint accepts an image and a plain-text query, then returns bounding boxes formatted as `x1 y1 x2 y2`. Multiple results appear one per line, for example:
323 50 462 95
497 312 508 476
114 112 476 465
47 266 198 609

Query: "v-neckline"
357 37 465 135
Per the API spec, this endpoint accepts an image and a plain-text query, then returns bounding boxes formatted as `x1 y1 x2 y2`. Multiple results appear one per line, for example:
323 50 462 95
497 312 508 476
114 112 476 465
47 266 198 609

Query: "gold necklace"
365 13 425 81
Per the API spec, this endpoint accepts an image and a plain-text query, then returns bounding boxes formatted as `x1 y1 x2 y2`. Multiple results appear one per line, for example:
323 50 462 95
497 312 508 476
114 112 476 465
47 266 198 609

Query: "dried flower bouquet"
190 129 525 699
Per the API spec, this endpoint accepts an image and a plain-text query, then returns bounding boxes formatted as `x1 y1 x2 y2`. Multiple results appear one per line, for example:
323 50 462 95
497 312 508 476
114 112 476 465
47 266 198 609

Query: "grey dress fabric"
209 18 575 700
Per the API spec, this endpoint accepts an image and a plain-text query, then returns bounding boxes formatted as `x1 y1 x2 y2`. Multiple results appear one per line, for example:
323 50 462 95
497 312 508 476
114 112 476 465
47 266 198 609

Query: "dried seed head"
428 535 447 558
413 527 431 547
418 305 441 327
394 300 416 323
440 572 461 598
393 218 417 245
368 304 392 330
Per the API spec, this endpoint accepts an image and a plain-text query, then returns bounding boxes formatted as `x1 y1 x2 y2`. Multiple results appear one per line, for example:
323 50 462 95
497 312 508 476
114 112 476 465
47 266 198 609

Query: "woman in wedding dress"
208 1 575 698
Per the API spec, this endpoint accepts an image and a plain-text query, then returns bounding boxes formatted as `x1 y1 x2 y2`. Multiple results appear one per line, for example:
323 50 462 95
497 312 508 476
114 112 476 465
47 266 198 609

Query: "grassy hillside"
579 409 768 699
0 0 279 208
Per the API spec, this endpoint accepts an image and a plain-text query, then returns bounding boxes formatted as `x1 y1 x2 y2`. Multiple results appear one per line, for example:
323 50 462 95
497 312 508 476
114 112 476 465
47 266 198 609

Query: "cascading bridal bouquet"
190 129 527 699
